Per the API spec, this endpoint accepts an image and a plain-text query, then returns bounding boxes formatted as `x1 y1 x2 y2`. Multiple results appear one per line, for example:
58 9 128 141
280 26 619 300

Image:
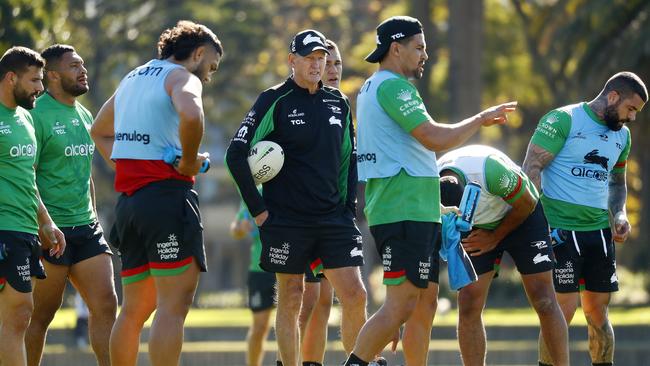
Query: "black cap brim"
365 45 389 63
295 46 330 57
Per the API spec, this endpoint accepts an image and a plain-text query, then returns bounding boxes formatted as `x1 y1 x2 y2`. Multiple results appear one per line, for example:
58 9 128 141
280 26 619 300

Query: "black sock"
276 361 283 366
344 353 369 366
539 363 553 366
303 362 322 366
592 363 613 366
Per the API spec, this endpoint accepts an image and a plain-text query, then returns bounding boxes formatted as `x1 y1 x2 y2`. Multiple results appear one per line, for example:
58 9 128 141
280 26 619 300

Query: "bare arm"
411 101 517 151
90 176 97 214
90 94 116 170
609 171 630 243
167 69 207 176
522 142 555 192
36 189 65 257
462 188 537 256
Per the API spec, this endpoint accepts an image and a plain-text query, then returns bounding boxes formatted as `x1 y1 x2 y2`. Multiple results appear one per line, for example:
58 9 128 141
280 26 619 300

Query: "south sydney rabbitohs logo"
583 149 609 170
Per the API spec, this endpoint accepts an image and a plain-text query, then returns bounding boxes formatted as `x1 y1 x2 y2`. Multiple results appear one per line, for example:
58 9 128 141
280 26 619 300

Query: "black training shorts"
109 180 207 285
0 230 46 293
42 220 112 266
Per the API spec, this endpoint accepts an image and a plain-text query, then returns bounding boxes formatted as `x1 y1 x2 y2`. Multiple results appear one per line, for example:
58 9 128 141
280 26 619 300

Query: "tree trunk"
448 0 484 121
408 0 436 109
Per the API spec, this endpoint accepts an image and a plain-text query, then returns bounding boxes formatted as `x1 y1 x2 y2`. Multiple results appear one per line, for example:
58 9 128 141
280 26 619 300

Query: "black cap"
365 16 423 63
290 29 330 57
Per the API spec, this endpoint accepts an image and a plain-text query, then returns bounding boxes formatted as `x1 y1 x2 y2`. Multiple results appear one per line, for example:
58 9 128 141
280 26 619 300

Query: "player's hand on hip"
255 211 269 227
479 101 518 126
613 211 631 244
176 152 209 176
462 228 500 256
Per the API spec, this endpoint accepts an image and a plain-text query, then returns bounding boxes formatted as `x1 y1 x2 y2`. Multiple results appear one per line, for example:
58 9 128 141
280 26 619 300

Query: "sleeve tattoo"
522 142 555 192
608 170 627 215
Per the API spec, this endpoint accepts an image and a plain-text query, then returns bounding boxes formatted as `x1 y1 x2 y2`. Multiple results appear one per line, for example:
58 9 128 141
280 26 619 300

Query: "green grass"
49 305 650 329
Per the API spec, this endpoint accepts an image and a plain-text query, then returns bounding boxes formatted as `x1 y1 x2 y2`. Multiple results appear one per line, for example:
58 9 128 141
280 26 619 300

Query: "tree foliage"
2 0 649 274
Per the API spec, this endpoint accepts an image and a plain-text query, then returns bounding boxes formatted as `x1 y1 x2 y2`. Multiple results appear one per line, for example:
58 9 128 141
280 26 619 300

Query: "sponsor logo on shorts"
533 253 551 264
382 245 392 271
251 291 262 308
530 240 548 250
419 260 431 280
555 260 575 285
350 247 363 258
17 257 31 282
269 242 290 266
157 233 180 260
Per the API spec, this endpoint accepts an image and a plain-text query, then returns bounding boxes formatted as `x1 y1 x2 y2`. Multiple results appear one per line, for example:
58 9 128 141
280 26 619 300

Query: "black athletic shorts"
42 220 112 266
370 221 440 289
552 227 618 293
468 204 554 277
0 230 46 293
258 213 363 274
109 180 207 286
248 270 276 312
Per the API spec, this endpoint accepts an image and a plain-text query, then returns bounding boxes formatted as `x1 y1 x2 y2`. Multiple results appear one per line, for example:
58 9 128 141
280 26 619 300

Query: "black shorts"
552 228 618 293
305 259 325 283
370 221 440 289
42 221 112 266
469 204 554 277
248 271 276 312
109 180 207 285
0 230 46 293
258 213 363 274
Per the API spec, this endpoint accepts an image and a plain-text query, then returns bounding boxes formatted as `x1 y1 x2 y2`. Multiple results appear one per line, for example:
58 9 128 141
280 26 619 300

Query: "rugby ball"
248 140 284 184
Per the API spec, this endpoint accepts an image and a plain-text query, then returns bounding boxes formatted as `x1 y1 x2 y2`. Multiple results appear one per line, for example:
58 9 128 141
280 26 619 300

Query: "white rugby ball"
247 140 284 184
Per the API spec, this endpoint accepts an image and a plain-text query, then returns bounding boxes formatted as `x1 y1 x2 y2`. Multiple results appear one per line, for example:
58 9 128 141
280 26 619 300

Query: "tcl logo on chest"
9 144 36 157
290 119 305 125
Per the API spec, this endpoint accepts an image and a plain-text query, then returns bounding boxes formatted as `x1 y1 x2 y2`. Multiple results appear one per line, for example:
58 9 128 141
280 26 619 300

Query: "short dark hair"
41 44 76 70
0 46 45 79
157 20 223 61
602 71 648 103
440 173 464 207
325 39 339 52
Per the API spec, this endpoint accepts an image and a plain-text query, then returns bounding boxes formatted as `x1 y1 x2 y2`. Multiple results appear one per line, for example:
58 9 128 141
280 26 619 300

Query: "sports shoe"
369 357 388 366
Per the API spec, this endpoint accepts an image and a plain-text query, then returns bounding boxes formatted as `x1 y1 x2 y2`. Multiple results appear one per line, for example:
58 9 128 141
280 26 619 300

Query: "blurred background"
2 0 649 363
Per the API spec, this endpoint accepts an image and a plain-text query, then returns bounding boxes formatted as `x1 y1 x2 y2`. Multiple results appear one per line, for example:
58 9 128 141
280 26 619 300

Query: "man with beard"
523 71 647 366
345 16 517 366
91 20 223 365
25 44 117 366
0 46 65 366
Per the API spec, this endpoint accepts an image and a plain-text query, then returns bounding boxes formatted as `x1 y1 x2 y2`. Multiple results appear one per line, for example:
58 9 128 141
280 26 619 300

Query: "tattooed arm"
522 141 556 192
609 170 630 243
